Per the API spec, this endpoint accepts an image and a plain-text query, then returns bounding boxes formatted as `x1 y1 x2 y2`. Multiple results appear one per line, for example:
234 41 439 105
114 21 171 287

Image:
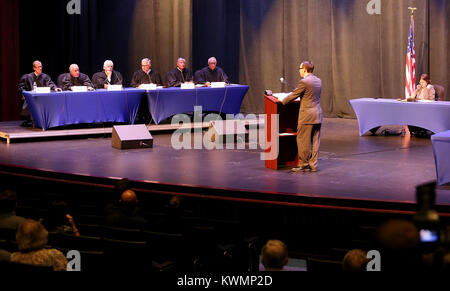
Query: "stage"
0 118 449 214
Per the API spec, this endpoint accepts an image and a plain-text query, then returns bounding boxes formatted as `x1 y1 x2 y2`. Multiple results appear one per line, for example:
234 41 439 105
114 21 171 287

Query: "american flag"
405 14 415 99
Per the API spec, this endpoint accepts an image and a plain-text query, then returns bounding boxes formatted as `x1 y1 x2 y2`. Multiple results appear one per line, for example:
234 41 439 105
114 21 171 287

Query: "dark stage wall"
0 0 449 121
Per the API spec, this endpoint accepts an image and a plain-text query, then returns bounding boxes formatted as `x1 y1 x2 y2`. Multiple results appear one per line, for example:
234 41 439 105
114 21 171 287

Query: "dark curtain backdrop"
1 0 449 121
0 0 20 121
239 0 446 116
193 0 240 84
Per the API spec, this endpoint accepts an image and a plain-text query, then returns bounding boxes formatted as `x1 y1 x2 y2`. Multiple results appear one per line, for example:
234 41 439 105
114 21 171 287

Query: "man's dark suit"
281 73 323 170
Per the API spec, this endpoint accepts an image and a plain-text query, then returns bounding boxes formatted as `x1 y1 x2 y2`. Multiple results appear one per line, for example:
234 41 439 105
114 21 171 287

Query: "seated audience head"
208 57 217 71
141 58 151 73
103 60 114 74
376 219 421 271
177 58 186 70
261 239 288 271
342 249 369 272
32 60 43 76
120 190 139 213
0 189 18 214
419 74 431 88
69 64 80 78
16 219 49 252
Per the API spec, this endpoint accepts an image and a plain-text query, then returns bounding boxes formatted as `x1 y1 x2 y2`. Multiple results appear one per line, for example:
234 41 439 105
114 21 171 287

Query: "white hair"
208 57 217 65
103 60 114 68
177 58 186 63
141 58 151 64
69 64 79 71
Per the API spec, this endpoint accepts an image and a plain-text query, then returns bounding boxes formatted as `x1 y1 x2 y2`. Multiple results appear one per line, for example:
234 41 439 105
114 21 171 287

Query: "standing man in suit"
276 61 323 172
92 60 123 89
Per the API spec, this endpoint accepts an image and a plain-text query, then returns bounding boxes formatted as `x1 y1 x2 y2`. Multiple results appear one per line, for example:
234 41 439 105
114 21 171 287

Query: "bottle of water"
33 82 37 92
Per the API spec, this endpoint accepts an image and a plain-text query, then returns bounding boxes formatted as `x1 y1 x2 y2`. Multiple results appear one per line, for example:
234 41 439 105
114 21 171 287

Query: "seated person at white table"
92 60 123 89
412 74 435 101
62 64 94 91
131 58 163 87
18 60 62 126
165 57 193 87
409 74 436 137
194 57 229 86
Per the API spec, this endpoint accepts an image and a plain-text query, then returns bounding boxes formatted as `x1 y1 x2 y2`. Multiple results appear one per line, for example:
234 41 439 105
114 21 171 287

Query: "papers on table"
273 92 299 102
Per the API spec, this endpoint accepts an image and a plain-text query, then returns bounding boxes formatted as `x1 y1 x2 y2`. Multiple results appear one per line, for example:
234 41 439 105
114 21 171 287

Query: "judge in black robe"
62 64 94 91
17 60 60 123
131 58 163 87
165 58 193 87
92 60 123 89
194 57 229 85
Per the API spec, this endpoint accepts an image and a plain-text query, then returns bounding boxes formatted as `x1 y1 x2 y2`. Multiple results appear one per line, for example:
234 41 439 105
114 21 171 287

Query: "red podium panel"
264 95 299 170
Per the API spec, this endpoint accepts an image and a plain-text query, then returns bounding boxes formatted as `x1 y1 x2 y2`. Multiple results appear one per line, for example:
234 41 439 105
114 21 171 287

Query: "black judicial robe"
131 69 163 87
62 73 94 90
165 67 193 87
194 66 229 84
18 72 58 94
91 71 123 89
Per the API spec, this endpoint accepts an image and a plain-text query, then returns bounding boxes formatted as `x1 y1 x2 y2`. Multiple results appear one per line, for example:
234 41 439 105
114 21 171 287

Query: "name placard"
181 83 195 90
210 82 226 88
108 85 123 91
72 86 88 92
35 87 51 93
140 84 157 90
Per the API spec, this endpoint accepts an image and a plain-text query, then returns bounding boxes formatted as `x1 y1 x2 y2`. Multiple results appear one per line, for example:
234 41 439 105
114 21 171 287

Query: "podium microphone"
280 77 294 92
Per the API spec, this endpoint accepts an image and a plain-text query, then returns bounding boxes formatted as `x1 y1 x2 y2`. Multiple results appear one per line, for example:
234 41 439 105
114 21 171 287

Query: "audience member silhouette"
261 240 288 271
10 219 68 271
0 189 26 229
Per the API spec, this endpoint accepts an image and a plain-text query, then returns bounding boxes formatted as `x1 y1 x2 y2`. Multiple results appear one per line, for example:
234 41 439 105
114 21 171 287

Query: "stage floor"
0 118 449 206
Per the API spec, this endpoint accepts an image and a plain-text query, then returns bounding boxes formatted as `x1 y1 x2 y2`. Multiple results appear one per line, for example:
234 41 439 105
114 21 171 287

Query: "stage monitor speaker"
207 120 248 144
112 124 153 150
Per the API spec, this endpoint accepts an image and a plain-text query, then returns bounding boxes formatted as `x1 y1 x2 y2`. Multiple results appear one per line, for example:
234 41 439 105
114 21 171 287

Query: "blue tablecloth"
146 85 249 124
24 89 144 130
431 131 450 186
349 98 450 136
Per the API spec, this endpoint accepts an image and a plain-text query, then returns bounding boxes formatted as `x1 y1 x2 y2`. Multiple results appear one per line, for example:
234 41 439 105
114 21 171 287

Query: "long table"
349 98 450 136
24 85 249 129
24 89 144 130
431 130 450 186
146 85 249 124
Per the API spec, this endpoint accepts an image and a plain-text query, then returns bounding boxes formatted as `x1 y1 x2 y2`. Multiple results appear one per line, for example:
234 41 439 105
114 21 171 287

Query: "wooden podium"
264 95 299 170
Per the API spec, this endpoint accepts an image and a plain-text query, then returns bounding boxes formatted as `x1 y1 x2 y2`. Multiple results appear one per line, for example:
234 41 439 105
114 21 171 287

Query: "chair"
307 257 342 272
103 238 150 271
0 261 53 272
102 225 144 241
57 73 69 88
433 84 446 101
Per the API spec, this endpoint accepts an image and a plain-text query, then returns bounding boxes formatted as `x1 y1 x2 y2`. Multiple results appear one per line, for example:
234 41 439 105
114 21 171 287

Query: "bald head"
120 189 138 205
261 240 288 270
